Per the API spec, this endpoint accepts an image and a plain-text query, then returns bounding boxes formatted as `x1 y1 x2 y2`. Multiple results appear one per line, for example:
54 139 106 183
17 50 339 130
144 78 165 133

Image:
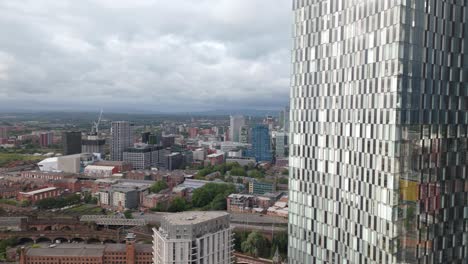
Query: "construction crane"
92 109 103 134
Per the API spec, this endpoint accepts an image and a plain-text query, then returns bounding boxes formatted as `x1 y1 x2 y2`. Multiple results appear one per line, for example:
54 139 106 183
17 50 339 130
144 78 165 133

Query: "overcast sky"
0 0 291 113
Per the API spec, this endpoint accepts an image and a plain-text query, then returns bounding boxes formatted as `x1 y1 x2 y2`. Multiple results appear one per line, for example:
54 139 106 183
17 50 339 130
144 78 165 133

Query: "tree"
150 180 168 193
278 178 288 184
233 231 250 252
150 203 166 212
191 183 236 210
230 167 246 176
124 210 133 219
241 231 270 258
167 197 188 212
271 232 288 258
248 169 264 179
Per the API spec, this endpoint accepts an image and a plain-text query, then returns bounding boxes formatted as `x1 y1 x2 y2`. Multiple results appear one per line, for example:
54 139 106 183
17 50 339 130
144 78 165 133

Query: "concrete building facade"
152 211 233 264
229 115 245 142
110 121 133 161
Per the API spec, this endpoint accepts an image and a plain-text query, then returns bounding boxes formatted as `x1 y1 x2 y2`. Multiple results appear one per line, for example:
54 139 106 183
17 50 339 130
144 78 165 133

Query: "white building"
229 115 245 142
192 148 206 161
84 165 116 177
153 211 232 264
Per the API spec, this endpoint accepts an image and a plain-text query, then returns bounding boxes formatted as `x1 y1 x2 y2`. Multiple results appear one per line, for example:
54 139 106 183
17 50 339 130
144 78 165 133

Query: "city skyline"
0 0 291 113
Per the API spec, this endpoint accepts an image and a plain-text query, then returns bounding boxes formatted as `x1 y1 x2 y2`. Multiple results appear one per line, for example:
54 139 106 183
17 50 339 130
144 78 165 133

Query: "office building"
152 211 232 264
248 180 276 195
274 132 288 158
289 1 468 264
165 152 183 171
161 135 175 148
250 124 272 162
229 115 245 142
239 125 250 143
148 134 160 145
123 145 164 170
111 121 133 161
62 131 82 155
141 132 151 144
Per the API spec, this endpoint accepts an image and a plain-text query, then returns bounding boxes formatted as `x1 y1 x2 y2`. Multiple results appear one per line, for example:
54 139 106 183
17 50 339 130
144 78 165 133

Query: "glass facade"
250 124 273 162
288 0 467 263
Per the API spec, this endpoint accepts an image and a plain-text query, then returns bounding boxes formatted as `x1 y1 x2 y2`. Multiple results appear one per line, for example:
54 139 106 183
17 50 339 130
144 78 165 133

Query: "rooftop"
19 187 57 195
85 165 115 171
163 211 229 226
27 246 104 257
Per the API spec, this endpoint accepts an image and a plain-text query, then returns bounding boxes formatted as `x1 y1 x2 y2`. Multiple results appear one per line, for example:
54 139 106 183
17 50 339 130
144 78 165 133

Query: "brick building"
94 161 133 173
20 171 73 180
19 233 152 264
17 187 61 203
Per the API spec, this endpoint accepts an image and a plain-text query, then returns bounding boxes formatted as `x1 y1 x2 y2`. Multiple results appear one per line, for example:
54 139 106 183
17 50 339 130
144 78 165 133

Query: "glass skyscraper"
288 1 467 264
251 124 273 162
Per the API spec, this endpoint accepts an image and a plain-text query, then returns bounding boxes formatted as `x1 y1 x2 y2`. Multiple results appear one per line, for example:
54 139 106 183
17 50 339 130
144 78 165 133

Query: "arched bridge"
0 230 124 244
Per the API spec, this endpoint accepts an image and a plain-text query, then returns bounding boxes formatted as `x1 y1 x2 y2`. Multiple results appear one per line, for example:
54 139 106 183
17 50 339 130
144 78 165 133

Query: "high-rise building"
123 144 164 170
250 124 272 162
62 131 82 155
141 132 151 144
239 125 250 144
229 115 245 142
289 1 467 264
82 134 106 156
110 121 133 161
274 132 288 158
161 135 175 148
148 132 161 145
0 126 10 139
39 132 53 147
283 105 290 132
152 211 232 264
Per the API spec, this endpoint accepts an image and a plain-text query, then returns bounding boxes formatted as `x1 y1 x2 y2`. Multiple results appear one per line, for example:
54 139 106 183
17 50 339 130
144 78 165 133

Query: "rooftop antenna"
92 109 104 134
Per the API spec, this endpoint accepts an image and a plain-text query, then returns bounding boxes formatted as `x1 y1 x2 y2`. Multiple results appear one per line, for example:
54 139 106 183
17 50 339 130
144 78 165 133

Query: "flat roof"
163 211 229 226
27 247 104 257
85 165 115 171
207 153 224 158
19 187 57 195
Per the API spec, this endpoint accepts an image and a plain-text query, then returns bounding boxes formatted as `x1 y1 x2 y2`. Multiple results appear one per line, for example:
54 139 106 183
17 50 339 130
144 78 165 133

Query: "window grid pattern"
288 0 467 264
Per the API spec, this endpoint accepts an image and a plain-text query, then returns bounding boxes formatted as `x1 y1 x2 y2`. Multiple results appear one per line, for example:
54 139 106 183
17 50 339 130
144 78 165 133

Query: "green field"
0 153 43 167
62 204 105 215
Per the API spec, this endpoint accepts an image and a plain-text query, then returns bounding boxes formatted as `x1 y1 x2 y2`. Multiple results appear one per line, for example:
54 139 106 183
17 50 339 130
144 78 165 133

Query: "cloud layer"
0 0 291 113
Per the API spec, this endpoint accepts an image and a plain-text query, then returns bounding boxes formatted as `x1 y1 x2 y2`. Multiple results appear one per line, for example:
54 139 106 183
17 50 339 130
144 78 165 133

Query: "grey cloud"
0 0 291 112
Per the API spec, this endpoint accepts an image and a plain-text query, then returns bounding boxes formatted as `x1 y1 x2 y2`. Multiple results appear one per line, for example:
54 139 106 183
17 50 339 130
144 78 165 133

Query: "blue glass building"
250 124 272 162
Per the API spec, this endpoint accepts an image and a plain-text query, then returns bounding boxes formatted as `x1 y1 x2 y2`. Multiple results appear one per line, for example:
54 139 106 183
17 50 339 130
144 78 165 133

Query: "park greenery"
196 162 265 179
192 183 236 210
234 231 288 259
167 197 189 212
151 182 236 212
0 153 43 167
34 194 81 209
150 180 168 193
